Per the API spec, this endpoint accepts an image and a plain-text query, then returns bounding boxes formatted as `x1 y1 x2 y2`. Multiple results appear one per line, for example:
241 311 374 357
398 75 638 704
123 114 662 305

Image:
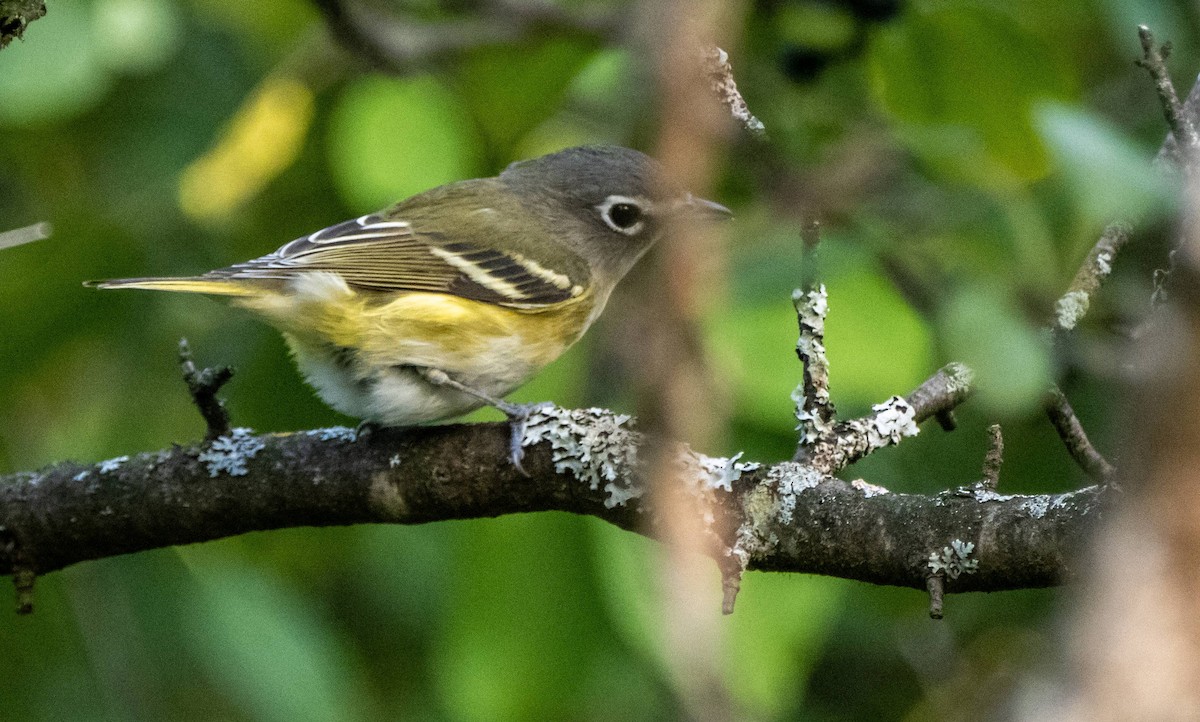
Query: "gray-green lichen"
98 456 129 474
792 285 833 443
927 539 978 579
521 406 641 508
198 428 264 477
1055 289 1090 331
730 462 826 570
520 406 759 510
306 426 358 443
770 462 824 524
860 396 919 447
942 362 975 393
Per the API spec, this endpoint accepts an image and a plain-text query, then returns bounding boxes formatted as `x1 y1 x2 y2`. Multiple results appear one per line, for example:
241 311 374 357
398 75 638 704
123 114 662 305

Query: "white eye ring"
596 195 647 236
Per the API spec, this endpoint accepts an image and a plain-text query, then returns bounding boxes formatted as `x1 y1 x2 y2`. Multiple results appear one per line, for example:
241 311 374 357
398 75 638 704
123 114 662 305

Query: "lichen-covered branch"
0 0 44 49
1054 221 1132 332
791 284 835 454
703 47 765 137
0 406 1103 614
904 362 975 425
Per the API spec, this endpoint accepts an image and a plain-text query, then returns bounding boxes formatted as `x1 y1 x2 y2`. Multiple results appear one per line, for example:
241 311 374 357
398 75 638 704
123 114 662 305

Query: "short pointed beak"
682 193 733 221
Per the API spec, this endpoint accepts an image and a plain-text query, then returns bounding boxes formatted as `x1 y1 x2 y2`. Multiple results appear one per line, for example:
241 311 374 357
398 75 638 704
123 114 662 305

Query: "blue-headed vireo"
91 145 731 468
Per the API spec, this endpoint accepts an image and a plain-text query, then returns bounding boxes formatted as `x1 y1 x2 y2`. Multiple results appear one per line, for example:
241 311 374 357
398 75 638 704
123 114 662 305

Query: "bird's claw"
497 401 555 477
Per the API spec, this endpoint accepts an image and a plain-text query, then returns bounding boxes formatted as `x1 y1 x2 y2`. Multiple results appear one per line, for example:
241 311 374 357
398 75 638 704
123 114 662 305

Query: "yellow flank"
236 272 597 378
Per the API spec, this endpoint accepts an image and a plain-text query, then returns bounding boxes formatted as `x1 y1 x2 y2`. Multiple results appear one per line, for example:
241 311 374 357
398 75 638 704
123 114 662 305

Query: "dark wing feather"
205 213 584 307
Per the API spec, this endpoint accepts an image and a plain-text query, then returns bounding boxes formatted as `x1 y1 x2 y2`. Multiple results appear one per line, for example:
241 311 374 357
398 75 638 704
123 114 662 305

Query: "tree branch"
0 408 1103 610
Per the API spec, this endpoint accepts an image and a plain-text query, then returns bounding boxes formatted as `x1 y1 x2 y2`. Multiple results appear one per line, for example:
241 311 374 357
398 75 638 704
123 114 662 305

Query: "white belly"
286 334 535 426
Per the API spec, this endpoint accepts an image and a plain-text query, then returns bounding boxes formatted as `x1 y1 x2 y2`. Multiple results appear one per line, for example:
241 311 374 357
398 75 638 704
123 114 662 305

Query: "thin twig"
926 574 945 620
791 290 835 458
1136 25 1200 160
178 339 234 442
0 221 51 251
1045 387 1116 482
1053 221 1132 332
906 363 975 425
792 220 837 463
800 218 821 288
702 46 765 137
1042 219 1127 479
981 424 1004 491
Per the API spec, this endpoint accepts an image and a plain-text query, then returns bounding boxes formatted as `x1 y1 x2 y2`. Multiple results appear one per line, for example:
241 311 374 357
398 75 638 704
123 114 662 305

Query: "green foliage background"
0 0 1188 718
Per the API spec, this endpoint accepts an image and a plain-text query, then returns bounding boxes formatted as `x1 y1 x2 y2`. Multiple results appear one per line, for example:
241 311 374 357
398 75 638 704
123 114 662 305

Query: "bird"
90 145 731 470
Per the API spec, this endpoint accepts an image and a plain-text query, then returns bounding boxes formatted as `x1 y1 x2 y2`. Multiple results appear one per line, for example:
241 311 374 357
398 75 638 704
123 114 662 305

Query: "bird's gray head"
500 145 731 283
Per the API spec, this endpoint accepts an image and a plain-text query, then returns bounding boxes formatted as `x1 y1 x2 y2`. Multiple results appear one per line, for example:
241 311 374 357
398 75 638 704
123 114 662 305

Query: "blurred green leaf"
456 38 598 154
327 74 482 211
712 264 931 422
824 269 933 409
869 5 1077 183
939 286 1052 416
183 558 372 722
189 0 318 53
1035 101 1176 226
92 0 181 75
589 523 843 717
775 3 857 52
436 515 632 720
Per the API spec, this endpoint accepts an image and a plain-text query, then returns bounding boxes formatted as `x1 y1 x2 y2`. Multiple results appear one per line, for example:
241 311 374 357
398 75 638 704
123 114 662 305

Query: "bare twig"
703 46 765 137
1136 25 1200 160
1042 220 1126 480
1044 387 1115 482
926 574 944 620
800 218 821 288
981 424 1004 491
178 339 234 442
0 221 51 251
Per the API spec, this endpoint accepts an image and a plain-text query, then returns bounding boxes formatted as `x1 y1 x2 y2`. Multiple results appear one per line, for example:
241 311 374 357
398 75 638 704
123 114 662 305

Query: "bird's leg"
416 368 547 476
354 419 381 441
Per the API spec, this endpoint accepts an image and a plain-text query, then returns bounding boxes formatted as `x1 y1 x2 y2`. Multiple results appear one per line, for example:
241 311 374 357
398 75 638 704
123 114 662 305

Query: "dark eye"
608 203 642 229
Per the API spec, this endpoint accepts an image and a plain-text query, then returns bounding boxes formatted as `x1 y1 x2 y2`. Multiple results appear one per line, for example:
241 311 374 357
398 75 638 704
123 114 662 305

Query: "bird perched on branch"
90 145 731 471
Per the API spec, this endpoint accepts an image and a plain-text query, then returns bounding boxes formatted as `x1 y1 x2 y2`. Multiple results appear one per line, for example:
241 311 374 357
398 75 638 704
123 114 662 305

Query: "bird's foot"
493 401 556 477
414 367 551 476
355 420 382 442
